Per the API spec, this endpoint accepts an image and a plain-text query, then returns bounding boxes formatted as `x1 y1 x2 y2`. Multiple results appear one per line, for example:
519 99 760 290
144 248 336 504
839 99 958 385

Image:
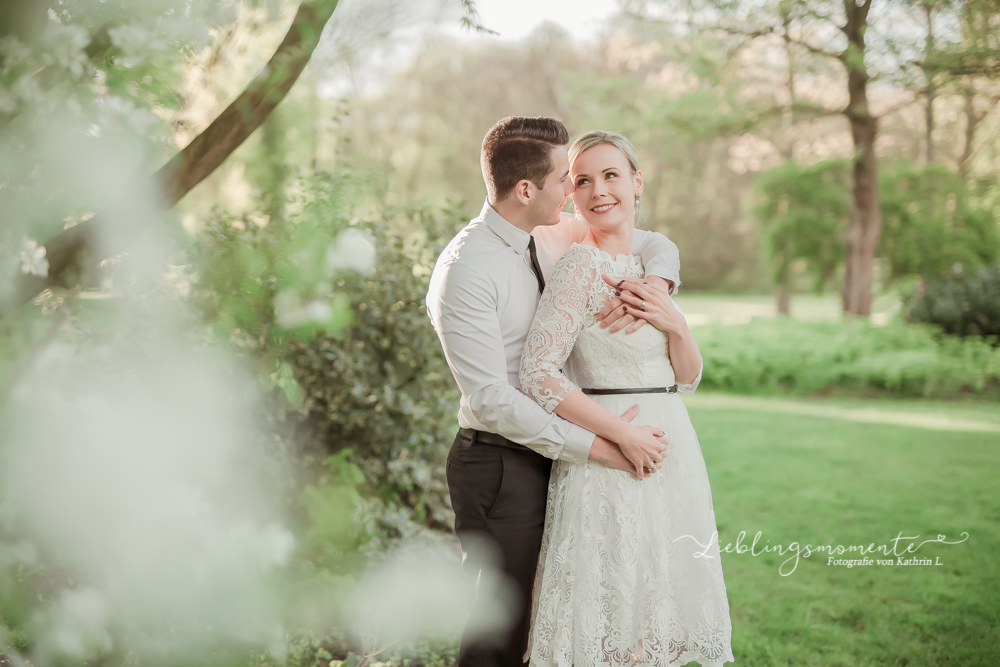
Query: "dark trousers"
446 431 553 667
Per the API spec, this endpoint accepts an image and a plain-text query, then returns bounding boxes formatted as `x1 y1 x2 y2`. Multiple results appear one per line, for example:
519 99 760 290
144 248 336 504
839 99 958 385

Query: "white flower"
39 588 114 659
20 239 49 277
326 228 376 275
42 24 89 77
108 23 167 61
0 35 32 71
0 88 15 114
274 289 333 328
99 95 158 135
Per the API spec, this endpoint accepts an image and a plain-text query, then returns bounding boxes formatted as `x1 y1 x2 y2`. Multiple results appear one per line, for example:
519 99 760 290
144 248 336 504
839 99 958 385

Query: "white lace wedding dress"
518 244 734 667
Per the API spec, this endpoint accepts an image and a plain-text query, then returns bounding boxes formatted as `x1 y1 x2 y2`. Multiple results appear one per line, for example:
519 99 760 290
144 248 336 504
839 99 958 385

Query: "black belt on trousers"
582 385 678 395
458 427 531 451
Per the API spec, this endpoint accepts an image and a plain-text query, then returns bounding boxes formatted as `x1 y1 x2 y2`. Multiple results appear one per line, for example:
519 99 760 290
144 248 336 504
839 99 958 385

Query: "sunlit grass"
689 395 1000 666
674 291 901 326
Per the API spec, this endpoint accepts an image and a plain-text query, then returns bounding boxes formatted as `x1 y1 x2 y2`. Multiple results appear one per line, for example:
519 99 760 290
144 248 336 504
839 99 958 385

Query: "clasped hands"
596 274 683 335
591 405 669 481
590 275 684 479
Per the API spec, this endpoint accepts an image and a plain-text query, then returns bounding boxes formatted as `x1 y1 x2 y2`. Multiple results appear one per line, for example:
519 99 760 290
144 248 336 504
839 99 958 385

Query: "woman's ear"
634 169 644 197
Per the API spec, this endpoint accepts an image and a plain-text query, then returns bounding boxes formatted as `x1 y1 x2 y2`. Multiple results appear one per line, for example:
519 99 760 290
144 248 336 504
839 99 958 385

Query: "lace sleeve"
676 362 703 394
519 245 603 413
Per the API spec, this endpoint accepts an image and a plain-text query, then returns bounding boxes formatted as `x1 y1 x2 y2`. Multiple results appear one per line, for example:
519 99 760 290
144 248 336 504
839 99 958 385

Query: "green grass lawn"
673 291 902 327
685 393 1000 666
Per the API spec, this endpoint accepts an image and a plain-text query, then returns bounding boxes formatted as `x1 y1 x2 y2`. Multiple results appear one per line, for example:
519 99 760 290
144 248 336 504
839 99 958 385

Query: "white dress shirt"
426 200 683 464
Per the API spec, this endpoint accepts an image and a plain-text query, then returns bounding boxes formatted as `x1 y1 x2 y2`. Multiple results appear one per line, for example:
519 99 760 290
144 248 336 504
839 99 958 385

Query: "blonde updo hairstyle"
568 129 643 225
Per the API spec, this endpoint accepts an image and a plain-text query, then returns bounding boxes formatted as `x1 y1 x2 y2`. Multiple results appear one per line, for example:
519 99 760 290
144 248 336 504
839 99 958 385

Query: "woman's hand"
619 423 669 479
604 276 689 335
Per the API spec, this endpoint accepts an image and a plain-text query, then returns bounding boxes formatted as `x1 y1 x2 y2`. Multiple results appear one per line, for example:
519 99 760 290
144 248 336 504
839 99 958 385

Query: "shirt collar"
480 199 531 255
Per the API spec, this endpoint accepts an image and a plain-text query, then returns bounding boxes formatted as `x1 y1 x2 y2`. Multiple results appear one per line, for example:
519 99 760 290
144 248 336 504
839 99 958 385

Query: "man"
425 116 682 667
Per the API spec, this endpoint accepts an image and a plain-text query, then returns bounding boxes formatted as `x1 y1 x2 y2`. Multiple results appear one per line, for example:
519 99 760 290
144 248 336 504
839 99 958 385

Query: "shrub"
190 171 465 552
695 317 1000 399
880 163 999 283
904 265 1000 339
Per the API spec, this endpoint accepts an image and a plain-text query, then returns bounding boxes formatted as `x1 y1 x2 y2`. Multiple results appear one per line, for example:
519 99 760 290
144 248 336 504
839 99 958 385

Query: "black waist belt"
582 385 678 395
458 427 530 451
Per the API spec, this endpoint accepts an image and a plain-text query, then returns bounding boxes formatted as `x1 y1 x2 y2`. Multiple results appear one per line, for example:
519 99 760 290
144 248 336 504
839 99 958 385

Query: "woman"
518 130 734 667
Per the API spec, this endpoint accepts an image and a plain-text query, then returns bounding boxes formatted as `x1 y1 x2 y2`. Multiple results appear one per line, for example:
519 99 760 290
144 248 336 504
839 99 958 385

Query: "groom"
426 116 682 667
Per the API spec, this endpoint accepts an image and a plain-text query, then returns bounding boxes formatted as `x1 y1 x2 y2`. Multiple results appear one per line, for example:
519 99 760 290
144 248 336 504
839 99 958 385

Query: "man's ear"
512 179 532 206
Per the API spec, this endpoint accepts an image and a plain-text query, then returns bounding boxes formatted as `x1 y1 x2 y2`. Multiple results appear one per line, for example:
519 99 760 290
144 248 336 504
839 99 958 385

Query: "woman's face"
570 142 643 232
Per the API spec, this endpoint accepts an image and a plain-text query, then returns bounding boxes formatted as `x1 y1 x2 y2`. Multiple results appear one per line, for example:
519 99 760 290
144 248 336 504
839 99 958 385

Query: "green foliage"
299 449 368 571
880 163 999 282
192 170 365 349
753 160 851 290
284 205 463 540
191 170 463 548
695 317 1000 398
905 265 1000 338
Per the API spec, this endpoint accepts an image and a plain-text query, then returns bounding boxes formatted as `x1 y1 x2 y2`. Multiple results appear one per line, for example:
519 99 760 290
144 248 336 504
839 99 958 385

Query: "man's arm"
595 229 682 333
632 228 681 296
426 260 594 464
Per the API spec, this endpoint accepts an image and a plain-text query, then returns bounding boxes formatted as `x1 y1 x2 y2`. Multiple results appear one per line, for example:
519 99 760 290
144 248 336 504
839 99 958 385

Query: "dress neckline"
572 242 642 269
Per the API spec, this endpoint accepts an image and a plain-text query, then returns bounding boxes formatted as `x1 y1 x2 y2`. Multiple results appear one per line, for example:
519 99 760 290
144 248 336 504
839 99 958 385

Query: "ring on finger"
640 299 646 310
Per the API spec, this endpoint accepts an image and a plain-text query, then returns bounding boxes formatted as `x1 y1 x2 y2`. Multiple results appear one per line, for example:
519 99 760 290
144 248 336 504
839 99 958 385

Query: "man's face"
528 145 573 227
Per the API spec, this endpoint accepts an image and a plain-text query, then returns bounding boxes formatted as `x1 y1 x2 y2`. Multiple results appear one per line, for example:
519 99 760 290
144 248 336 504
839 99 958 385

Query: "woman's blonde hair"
568 130 643 223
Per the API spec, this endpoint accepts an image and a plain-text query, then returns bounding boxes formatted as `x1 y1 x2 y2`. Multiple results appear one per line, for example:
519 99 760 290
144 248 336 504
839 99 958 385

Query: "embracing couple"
426 117 734 667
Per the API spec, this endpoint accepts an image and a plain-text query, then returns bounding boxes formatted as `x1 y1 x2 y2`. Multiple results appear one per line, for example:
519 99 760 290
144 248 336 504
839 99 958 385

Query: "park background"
1 0 998 665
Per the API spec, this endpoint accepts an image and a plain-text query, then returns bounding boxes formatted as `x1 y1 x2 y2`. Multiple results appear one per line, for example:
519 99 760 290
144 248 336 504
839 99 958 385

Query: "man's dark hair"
481 116 570 204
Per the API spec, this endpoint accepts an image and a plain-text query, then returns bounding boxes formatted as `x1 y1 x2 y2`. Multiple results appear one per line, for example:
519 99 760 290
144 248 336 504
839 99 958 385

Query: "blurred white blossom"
19 239 49 277
346 538 516 648
36 588 114 661
41 24 89 77
99 96 159 135
109 23 167 60
275 288 334 328
1 341 295 662
0 35 32 70
326 227 376 275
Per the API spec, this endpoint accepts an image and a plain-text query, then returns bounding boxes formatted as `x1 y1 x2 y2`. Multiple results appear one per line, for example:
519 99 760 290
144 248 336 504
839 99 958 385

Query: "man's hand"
597 275 675 334
588 404 669 478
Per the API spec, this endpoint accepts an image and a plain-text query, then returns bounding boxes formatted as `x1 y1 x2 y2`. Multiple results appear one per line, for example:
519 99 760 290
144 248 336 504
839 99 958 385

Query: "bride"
518 130 735 667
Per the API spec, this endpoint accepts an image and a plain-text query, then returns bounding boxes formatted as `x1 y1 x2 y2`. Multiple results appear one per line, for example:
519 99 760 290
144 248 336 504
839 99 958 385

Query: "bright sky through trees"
453 0 618 41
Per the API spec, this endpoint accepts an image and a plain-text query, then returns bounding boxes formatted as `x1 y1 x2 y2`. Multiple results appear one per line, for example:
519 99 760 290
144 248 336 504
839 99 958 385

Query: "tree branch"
874 94 920 119
2 0 342 319
706 22 844 60
787 35 843 60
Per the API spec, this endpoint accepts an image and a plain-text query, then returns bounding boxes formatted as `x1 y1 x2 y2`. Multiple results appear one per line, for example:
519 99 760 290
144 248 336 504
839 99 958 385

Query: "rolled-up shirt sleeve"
633 229 681 296
427 260 593 464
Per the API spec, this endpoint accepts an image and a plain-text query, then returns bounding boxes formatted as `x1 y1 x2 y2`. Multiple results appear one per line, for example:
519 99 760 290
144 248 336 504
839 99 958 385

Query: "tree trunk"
840 0 881 318
780 7 797 160
260 110 288 222
2 0 342 318
776 284 791 315
924 3 935 164
958 84 979 180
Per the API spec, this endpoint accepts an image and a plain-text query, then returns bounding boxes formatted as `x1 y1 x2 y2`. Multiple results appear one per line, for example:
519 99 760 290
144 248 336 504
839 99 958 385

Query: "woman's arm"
664 304 703 391
608 279 704 390
519 246 668 477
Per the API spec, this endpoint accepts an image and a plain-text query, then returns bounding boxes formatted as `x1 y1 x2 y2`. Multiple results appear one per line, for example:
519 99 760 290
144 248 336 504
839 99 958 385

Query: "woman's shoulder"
553 243 603 271
546 243 604 286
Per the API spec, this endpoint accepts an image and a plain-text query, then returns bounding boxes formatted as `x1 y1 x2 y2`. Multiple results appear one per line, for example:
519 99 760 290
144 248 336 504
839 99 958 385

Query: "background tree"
880 162 999 283
754 160 852 312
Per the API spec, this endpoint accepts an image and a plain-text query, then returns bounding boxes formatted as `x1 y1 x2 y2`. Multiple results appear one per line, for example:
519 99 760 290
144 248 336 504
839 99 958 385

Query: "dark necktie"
527 235 545 295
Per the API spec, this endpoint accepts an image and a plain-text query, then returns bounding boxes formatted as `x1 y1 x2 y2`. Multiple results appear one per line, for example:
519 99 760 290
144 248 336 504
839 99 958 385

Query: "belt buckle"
667 384 678 393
